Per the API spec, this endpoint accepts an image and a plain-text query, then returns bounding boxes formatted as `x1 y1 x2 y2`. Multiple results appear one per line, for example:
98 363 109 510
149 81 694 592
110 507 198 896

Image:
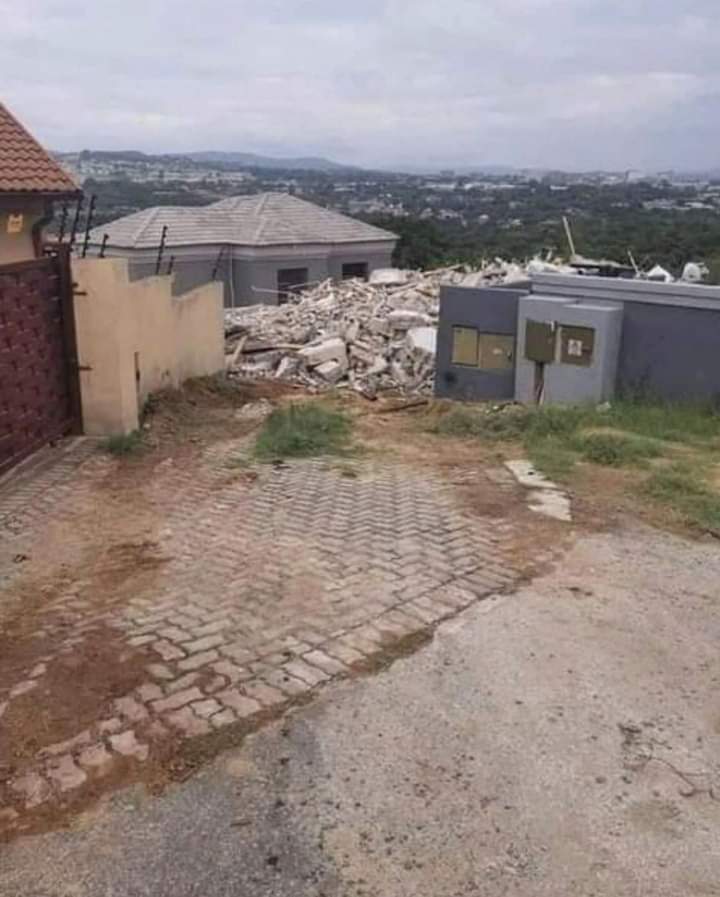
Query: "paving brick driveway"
0 433 519 824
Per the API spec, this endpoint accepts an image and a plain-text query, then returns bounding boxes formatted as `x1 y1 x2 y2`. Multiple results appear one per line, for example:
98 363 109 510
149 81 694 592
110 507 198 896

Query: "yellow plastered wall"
0 197 45 263
72 257 224 436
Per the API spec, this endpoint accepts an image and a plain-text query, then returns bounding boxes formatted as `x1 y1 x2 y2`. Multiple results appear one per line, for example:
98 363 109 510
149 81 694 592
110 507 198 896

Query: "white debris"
646 264 674 283
406 327 437 355
298 337 347 368
225 262 541 395
369 268 410 286
681 261 709 284
315 359 348 383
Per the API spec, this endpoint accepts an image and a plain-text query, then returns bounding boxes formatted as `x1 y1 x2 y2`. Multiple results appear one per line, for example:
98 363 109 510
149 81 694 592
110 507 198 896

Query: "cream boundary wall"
72 257 224 436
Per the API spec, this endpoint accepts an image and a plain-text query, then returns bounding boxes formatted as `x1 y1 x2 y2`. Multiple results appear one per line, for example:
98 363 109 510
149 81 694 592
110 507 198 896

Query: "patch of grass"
527 436 578 481
571 431 663 467
641 462 720 534
102 431 144 456
609 400 720 444
430 405 533 441
254 402 352 461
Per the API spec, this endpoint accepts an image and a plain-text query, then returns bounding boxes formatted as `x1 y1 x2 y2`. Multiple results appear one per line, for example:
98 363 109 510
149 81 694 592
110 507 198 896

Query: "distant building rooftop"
0 103 80 196
90 193 398 250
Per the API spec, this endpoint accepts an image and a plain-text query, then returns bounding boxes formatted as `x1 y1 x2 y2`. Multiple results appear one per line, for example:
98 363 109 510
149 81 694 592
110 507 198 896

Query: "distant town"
57 150 720 279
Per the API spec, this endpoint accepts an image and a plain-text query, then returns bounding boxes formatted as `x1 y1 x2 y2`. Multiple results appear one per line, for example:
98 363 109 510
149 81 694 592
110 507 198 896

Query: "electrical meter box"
525 320 557 363
515 296 623 404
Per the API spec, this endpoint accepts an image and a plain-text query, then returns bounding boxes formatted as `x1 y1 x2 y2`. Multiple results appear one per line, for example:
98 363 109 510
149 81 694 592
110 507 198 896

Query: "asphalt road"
2 523 720 897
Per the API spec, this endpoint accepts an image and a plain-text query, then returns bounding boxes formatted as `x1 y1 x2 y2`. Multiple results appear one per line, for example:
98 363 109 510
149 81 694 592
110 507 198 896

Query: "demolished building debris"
224 252 715 397
225 261 528 396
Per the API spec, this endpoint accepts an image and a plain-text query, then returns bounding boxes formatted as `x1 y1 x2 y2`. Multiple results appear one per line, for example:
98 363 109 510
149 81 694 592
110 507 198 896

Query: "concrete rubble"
224 262 529 396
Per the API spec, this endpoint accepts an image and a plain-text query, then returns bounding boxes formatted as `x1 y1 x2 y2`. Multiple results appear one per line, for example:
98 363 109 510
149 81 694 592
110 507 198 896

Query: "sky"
2 0 719 172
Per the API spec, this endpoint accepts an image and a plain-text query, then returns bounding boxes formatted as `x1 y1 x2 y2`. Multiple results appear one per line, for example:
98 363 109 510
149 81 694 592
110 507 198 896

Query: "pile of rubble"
225 263 529 397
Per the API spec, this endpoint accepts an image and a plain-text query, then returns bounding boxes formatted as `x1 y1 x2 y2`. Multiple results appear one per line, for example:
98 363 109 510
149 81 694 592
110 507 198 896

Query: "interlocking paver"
152 687 204 714
46 755 87 792
0 440 519 798
109 731 149 761
217 688 262 718
177 649 219 671
164 707 211 737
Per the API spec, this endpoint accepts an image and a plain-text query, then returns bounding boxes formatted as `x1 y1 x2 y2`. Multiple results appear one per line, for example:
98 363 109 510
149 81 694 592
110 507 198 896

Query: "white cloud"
0 0 718 169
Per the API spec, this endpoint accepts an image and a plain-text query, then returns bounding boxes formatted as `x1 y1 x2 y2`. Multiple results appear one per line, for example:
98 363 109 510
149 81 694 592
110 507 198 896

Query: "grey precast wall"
532 274 720 403
435 285 529 400
437 275 720 404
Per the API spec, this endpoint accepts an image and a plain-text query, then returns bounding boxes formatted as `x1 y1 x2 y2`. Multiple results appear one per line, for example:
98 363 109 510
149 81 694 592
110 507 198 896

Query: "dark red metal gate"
0 246 81 476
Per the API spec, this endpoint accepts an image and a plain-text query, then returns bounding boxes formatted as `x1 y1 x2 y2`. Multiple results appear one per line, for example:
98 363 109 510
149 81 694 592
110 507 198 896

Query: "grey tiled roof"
89 192 397 249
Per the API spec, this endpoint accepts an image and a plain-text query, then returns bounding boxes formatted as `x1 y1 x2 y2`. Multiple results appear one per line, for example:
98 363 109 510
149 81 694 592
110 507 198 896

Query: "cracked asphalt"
2 523 720 897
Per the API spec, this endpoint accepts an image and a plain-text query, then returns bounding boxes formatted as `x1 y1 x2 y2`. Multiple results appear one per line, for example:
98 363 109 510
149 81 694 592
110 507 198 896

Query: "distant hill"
185 151 355 172
61 149 358 173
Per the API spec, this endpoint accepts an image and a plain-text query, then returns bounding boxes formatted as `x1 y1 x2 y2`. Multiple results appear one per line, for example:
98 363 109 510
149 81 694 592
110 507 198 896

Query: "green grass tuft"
430 405 532 440
254 402 352 461
102 431 144 456
571 431 662 467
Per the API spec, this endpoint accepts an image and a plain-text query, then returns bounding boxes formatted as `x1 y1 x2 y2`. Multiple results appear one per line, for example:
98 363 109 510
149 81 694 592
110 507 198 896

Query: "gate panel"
0 250 80 476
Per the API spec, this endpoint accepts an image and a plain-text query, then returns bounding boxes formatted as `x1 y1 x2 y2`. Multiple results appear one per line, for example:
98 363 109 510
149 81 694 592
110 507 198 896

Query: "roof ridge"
252 193 271 243
133 207 162 246
0 102 80 195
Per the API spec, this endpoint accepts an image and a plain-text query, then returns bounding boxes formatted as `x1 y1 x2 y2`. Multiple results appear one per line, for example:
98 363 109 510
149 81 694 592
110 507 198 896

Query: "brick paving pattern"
0 440 518 812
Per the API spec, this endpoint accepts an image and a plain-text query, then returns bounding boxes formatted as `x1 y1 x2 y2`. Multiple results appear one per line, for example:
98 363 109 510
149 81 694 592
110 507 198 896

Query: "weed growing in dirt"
254 402 352 461
430 400 720 458
641 463 720 535
570 432 662 467
429 399 720 531
102 431 144 456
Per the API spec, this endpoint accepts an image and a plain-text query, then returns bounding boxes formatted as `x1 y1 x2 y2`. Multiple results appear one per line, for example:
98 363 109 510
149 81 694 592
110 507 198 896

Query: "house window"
277 267 309 304
342 262 369 281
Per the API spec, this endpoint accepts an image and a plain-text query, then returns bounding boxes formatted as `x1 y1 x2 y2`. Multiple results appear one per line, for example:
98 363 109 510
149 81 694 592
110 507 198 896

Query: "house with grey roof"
88 192 397 306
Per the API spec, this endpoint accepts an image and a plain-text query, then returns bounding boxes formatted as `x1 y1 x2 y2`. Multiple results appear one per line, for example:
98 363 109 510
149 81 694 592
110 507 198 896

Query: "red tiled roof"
0 102 80 195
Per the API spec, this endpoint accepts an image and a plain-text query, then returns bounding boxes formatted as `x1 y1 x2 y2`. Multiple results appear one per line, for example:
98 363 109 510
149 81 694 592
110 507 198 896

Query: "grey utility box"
515 295 623 404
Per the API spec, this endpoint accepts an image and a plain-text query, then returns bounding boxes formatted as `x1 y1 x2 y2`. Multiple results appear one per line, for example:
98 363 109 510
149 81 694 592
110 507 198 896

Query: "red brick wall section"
0 256 77 475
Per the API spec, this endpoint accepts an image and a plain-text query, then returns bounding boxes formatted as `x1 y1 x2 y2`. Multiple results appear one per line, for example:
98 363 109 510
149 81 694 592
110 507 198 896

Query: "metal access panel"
516 295 623 404
525 320 556 363
561 325 595 366
478 333 515 370
451 326 479 366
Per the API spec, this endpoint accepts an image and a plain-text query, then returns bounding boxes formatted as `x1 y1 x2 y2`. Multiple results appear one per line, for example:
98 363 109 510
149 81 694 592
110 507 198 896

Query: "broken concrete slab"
505 459 572 522
298 337 347 368
406 326 437 355
225 264 530 396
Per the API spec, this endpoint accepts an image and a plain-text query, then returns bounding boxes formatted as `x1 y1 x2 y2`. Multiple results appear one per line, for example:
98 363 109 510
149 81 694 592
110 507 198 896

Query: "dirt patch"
0 628 151 771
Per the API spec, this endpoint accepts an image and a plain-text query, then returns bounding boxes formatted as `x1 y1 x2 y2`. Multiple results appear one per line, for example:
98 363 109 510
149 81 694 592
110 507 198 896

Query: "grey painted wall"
515 296 623 404
437 278 720 404
327 248 394 281
618 302 720 401
532 275 720 402
118 243 395 308
435 286 527 401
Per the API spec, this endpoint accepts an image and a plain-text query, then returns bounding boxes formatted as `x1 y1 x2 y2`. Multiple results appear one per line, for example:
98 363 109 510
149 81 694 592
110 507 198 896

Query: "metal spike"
80 194 97 258
68 195 84 250
155 225 168 275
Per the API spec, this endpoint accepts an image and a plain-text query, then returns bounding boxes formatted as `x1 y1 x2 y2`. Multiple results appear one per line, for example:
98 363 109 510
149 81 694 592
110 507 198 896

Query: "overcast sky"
2 0 718 171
